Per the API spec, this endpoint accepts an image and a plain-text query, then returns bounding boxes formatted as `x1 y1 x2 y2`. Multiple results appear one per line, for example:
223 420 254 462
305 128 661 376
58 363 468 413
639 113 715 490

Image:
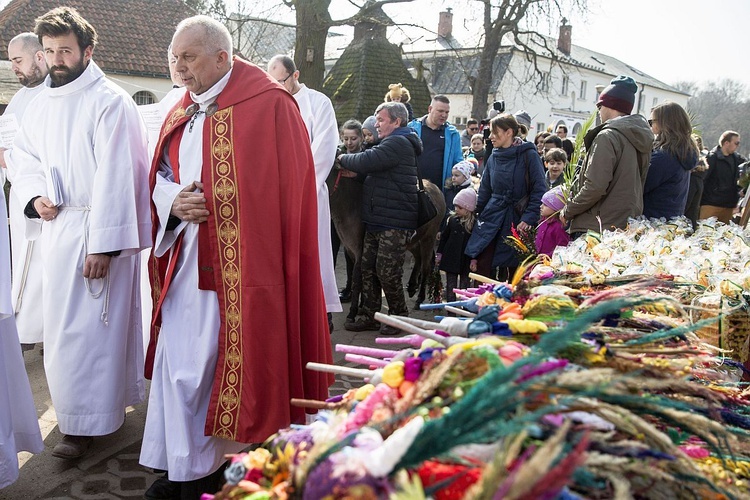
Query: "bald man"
2 32 48 350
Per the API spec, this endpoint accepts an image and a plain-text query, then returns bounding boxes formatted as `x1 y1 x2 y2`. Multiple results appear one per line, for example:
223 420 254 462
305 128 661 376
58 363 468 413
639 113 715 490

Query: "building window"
579 81 587 100
639 95 645 113
133 90 156 105
540 72 550 92
536 122 545 134
652 97 658 108
561 76 569 96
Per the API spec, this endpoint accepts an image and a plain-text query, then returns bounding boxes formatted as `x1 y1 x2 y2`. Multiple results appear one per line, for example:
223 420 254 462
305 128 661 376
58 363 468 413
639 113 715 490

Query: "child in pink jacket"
535 185 570 257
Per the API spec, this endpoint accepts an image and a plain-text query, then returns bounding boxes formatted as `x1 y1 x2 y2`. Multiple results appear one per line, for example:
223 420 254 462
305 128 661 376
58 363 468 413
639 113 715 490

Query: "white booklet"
46 166 64 207
0 113 19 148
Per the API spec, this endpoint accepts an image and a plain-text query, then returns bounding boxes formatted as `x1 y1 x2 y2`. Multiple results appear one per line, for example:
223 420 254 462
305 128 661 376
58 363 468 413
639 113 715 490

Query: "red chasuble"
146 57 334 443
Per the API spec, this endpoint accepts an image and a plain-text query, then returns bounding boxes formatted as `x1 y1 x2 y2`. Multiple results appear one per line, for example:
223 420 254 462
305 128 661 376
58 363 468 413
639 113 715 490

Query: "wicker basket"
690 294 750 362
691 294 722 348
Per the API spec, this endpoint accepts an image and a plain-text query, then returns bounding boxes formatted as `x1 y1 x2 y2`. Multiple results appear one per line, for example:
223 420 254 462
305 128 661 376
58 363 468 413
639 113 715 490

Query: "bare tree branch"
329 0 415 27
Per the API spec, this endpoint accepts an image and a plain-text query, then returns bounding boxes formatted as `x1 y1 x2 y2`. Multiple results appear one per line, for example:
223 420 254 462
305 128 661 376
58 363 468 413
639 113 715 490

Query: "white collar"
45 60 104 97
189 68 233 108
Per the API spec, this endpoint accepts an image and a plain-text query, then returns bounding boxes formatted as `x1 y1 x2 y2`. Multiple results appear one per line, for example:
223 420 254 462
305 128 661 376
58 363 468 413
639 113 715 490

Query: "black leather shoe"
339 288 352 303
379 325 402 336
144 474 181 500
344 317 379 332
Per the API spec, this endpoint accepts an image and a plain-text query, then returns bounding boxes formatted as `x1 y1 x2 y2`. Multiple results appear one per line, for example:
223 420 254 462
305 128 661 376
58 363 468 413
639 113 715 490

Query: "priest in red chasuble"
139 15 333 498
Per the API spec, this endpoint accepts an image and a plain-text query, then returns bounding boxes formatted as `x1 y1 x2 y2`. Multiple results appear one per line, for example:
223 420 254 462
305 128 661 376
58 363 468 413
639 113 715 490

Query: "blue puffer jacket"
408 117 463 189
465 140 547 268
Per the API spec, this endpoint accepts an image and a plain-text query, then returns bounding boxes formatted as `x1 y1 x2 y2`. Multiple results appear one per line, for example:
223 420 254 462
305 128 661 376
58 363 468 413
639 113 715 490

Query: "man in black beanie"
560 75 653 236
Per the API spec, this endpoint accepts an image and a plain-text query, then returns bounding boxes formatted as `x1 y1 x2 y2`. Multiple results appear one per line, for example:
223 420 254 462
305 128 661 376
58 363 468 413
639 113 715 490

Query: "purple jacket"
535 217 570 257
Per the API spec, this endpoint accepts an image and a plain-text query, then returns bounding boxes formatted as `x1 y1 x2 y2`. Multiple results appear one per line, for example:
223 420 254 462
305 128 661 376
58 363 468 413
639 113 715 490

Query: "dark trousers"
359 229 409 319
331 220 354 291
475 235 516 283
445 272 472 302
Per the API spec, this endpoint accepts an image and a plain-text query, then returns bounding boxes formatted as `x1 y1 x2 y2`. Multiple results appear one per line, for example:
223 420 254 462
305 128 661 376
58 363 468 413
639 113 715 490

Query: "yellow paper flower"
354 384 375 401
381 361 405 388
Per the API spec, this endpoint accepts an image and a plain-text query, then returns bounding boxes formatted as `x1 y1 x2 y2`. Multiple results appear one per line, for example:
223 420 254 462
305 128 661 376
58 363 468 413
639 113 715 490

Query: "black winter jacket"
701 146 746 208
437 215 472 275
339 128 422 230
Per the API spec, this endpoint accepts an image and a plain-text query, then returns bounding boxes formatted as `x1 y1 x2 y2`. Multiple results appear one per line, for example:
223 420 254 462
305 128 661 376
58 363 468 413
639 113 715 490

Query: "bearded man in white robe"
267 55 342 330
0 32 48 349
9 7 151 460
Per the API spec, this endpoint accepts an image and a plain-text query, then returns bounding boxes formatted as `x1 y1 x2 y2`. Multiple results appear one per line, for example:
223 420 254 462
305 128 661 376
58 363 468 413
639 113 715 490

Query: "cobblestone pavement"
2 253 437 499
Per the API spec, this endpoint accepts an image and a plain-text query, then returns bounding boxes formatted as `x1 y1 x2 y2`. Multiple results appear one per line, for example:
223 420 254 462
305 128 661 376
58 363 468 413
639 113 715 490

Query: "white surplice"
139 85 187 359
294 84 342 313
10 61 151 436
140 69 246 482
3 83 46 344
0 182 43 488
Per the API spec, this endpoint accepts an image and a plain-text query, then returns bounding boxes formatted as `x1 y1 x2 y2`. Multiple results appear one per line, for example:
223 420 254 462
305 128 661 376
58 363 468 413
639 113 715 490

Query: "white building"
399 11 688 138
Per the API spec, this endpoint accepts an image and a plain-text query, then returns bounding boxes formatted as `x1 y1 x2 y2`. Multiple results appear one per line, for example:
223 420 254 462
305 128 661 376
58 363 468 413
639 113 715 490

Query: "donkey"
328 169 446 321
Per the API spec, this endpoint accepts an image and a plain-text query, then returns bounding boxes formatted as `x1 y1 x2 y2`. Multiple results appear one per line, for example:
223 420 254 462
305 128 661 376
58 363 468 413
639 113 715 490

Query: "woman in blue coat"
465 114 547 282
643 101 698 219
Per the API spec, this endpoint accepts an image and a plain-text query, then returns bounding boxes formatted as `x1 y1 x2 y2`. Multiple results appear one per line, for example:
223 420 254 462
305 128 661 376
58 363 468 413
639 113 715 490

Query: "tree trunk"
293 0 332 90
470 3 503 121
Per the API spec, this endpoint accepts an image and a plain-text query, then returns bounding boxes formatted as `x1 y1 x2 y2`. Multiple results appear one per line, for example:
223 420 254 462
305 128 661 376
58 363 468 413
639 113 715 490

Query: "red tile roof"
0 0 196 77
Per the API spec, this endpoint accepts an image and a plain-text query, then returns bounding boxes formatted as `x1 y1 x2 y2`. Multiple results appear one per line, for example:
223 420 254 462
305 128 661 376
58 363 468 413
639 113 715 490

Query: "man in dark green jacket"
561 76 653 236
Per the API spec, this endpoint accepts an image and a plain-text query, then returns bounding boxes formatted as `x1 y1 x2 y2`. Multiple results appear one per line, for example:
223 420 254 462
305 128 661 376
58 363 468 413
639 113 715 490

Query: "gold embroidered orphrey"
208 107 244 439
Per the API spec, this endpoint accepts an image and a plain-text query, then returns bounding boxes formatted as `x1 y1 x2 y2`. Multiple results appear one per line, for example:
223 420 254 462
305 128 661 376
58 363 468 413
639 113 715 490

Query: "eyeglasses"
467 127 478 132
596 103 602 110
648 119 657 126
277 74 292 84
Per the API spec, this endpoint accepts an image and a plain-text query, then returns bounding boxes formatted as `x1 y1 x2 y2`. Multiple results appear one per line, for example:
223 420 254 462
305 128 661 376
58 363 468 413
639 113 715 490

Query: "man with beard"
9 7 151 459
0 33 48 354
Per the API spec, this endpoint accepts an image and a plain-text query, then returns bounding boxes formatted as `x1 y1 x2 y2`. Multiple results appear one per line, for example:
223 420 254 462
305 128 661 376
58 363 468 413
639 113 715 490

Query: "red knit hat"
597 75 638 115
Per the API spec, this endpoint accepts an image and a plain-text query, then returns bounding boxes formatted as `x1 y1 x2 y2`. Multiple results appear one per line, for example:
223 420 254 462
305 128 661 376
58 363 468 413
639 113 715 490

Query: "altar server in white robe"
267 55 342 324
0 177 43 488
9 7 151 460
0 33 48 348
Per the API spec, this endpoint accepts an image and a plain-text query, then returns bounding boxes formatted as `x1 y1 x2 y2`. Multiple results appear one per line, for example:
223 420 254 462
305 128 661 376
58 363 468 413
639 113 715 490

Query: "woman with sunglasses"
642 102 699 219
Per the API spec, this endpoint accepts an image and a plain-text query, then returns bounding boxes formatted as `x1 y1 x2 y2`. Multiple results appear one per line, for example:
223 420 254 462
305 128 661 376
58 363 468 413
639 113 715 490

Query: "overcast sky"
2 0 746 92
241 0 750 91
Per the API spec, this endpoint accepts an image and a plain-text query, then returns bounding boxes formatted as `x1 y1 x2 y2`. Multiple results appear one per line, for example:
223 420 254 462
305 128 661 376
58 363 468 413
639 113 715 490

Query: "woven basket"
691 294 750 362
691 294 722 348
724 307 750 363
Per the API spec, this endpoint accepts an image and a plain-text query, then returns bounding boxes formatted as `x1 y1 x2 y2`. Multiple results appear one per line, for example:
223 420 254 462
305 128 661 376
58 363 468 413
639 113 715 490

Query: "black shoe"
178 464 226 499
144 474 181 500
344 317 379 332
379 324 402 336
339 288 352 303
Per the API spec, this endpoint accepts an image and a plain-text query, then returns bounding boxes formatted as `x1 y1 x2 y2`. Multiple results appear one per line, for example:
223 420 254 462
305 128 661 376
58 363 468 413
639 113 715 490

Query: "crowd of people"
2 6 748 500
333 74 746 320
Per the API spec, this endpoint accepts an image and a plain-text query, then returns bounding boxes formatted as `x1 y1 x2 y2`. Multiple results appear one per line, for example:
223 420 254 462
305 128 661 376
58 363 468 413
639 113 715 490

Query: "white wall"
445 52 688 139
104 73 173 102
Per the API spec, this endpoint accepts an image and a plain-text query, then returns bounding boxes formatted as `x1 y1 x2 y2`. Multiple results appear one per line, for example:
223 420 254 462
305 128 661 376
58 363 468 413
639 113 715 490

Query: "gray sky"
2 0 745 91
257 0 750 91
